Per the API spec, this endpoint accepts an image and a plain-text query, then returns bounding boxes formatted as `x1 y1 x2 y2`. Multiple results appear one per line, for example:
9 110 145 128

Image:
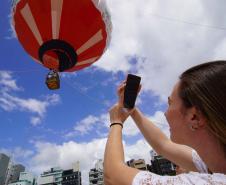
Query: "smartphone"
123 74 141 109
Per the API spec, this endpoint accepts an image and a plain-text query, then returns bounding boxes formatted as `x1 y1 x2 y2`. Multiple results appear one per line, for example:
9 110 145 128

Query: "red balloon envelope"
12 0 112 72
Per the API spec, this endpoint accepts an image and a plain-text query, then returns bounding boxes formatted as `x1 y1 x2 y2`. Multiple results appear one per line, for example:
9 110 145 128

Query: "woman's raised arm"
131 108 197 172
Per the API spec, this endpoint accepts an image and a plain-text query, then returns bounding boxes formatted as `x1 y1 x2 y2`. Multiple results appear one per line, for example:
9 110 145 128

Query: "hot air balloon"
11 0 112 89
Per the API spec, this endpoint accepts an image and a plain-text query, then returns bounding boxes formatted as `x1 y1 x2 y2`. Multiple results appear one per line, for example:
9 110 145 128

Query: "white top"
132 150 226 185
191 149 208 173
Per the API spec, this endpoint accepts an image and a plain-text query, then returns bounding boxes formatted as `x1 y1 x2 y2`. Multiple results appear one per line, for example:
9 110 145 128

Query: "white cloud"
149 111 170 137
213 38 226 59
0 95 17 111
7 0 226 102
65 114 109 138
73 115 99 134
5 11 18 40
31 116 42 126
0 71 22 92
125 139 152 163
0 93 60 122
0 71 60 125
45 94 61 105
26 109 169 184
27 138 153 185
124 110 170 137
0 147 34 163
28 139 107 185
4 1 226 183
65 112 141 138
95 0 226 101
66 109 169 139
123 116 140 137
1 109 168 185
13 147 34 159
5 95 48 116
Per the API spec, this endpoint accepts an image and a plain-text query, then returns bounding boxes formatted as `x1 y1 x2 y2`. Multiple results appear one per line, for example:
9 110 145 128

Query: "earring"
189 124 198 131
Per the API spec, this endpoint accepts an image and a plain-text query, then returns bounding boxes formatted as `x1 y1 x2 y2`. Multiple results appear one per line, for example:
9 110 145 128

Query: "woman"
104 61 226 185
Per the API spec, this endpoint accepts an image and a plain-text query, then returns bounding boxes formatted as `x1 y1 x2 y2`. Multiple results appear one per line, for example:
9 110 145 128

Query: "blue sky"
1 0 226 184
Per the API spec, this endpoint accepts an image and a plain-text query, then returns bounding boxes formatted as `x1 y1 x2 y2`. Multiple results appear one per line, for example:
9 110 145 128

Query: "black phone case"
123 74 141 109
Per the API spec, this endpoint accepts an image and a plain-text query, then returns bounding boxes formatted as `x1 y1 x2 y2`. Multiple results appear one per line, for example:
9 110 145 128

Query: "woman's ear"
187 107 206 131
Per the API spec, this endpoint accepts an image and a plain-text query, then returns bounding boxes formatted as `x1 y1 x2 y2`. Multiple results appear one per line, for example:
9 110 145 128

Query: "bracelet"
110 123 123 128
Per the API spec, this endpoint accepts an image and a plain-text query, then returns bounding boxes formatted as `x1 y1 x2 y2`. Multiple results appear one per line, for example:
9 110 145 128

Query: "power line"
149 12 226 31
63 77 110 107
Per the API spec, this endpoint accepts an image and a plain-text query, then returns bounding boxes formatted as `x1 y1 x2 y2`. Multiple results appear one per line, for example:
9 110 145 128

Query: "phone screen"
123 74 141 109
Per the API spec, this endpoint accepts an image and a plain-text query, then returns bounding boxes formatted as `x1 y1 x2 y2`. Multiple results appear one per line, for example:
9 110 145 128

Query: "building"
150 155 176 176
89 159 104 185
8 172 37 185
8 181 31 185
62 169 81 185
0 153 10 185
38 167 63 185
125 151 176 176
62 161 82 185
126 159 147 171
7 164 26 183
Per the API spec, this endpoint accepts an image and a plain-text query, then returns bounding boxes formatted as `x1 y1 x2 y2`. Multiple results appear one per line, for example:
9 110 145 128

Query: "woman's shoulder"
132 171 226 185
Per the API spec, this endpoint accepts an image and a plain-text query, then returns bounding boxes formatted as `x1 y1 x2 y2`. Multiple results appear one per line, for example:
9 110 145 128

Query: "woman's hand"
117 79 142 105
109 79 141 124
109 103 131 124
